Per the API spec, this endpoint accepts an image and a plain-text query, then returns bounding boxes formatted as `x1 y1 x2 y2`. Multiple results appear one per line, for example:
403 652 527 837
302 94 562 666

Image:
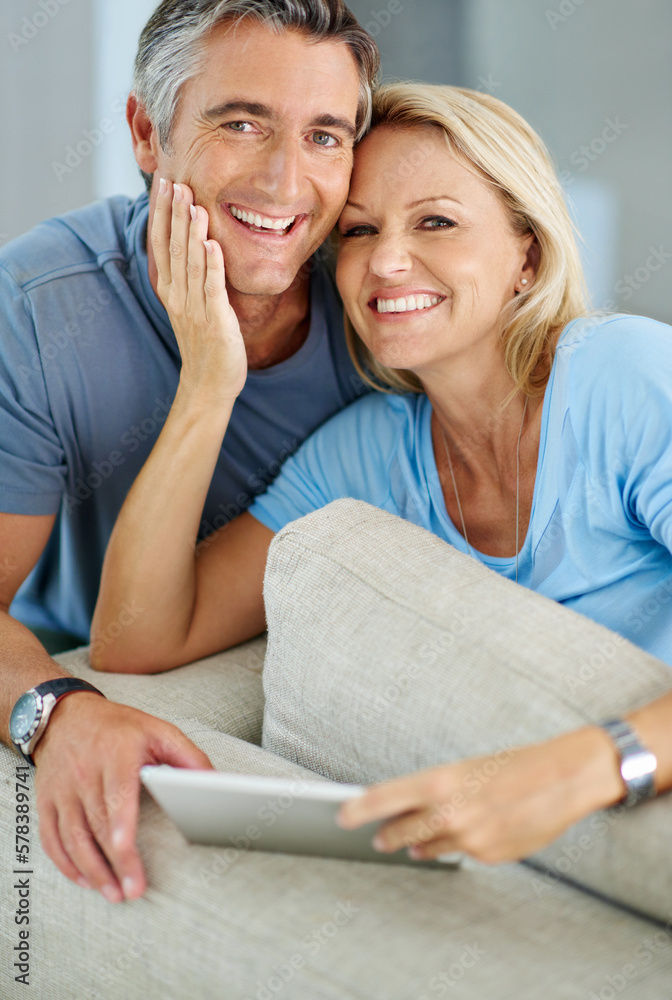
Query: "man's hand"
33 693 212 902
151 178 248 404
337 727 625 864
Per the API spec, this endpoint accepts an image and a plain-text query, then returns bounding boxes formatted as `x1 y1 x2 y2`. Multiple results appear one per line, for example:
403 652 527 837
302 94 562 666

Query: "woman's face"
336 124 534 377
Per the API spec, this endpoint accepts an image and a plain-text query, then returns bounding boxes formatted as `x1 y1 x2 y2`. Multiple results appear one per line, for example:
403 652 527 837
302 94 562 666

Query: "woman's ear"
519 234 540 289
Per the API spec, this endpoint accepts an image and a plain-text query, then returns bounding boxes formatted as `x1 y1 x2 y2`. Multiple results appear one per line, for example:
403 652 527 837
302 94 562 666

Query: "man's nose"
368 233 413 278
249 136 303 207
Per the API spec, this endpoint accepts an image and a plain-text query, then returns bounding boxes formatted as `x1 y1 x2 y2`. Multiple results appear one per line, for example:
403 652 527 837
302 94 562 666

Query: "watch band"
600 718 657 808
12 678 106 765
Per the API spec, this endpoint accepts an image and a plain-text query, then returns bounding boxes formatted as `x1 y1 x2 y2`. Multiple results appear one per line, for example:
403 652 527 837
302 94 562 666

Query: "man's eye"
420 216 456 230
312 132 338 147
225 121 253 133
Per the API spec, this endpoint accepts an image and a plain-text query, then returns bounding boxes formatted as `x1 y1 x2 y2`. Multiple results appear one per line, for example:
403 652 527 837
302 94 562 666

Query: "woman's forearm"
91 386 234 671
92 182 252 672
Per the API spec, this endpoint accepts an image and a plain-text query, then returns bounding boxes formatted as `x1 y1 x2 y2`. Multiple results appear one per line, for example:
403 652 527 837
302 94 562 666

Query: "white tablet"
141 766 460 869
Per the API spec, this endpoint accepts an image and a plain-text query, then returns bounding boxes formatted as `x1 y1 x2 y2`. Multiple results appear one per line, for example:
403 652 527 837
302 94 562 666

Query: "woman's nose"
367 234 413 278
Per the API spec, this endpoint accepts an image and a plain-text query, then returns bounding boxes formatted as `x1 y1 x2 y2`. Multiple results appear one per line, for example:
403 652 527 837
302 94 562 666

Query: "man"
0 0 378 903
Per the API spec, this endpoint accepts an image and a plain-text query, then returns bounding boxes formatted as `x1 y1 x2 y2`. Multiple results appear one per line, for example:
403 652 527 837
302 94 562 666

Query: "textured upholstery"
2 730 672 1000
57 636 266 745
2 524 672 998
262 499 672 922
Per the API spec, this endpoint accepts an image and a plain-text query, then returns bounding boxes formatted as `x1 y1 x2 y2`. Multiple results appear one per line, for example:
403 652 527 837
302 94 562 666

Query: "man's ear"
127 93 160 175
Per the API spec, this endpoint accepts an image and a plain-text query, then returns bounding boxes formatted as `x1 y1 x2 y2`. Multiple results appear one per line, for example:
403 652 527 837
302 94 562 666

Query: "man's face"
152 20 361 297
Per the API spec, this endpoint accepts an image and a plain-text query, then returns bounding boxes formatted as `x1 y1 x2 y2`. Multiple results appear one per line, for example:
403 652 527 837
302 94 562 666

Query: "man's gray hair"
133 0 379 164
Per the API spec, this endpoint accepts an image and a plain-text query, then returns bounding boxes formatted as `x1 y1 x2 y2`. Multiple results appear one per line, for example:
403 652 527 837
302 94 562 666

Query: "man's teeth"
230 206 295 231
376 295 442 314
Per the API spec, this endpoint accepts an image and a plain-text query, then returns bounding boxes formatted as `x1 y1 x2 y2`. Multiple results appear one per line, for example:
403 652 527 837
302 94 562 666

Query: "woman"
92 83 671 863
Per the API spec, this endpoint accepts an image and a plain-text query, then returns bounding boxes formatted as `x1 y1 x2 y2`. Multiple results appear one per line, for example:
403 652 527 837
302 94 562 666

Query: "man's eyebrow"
203 100 275 121
310 114 357 141
202 102 356 139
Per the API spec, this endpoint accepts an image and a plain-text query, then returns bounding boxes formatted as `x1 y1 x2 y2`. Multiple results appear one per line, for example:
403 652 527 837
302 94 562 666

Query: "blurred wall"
464 0 672 323
0 0 95 244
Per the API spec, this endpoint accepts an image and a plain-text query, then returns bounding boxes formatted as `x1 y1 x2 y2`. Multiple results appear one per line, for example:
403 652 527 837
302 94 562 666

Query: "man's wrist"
30 690 107 766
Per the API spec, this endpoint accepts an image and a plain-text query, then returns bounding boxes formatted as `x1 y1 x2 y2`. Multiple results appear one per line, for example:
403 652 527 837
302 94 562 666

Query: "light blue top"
250 314 672 665
0 193 366 637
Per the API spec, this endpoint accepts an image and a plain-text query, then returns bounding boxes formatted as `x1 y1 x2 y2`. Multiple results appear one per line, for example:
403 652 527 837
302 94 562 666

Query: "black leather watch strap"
33 678 105 702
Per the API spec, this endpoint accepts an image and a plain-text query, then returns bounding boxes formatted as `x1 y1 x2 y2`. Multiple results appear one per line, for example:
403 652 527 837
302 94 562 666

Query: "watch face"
9 692 40 742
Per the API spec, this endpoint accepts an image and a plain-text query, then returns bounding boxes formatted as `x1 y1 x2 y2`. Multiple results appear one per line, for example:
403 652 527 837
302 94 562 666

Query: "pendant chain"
440 397 529 584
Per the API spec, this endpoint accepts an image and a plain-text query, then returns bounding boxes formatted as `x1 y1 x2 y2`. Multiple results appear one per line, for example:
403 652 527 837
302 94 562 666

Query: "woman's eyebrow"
406 195 463 208
343 195 462 211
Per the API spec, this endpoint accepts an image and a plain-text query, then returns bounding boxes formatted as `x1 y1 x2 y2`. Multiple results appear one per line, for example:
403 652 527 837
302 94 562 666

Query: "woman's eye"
312 132 338 148
340 224 377 238
420 216 456 230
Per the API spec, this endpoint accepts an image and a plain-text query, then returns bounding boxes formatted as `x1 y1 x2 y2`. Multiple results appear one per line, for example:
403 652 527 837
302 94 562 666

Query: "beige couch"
1 499 671 999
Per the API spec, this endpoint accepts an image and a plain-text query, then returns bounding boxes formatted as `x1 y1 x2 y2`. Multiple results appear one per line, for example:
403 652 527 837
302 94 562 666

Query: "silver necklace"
440 397 529 584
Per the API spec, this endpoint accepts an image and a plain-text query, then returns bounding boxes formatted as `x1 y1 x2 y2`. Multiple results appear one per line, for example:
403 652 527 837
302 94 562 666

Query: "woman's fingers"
337 770 439 830
167 183 194 313
150 177 173 297
187 205 210 312
203 238 234 331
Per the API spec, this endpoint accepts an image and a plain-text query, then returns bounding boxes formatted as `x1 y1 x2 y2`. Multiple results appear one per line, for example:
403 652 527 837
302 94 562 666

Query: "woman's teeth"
230 205 295 233
376 295 443 314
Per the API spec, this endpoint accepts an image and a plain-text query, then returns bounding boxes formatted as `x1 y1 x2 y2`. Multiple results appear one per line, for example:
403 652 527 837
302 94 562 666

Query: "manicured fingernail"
373 833 386 852
408 845 423 860
112 827 125 849
174 184 183 203
102 884 122 904
190 205 198 222
77 876 91 889
159 177 167 196
122 877 137 899
203 240 215 255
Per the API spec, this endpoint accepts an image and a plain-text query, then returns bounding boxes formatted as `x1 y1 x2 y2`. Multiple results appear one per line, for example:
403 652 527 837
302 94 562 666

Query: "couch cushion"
262 499 672 921
53 635 266 745
2 733 672 1000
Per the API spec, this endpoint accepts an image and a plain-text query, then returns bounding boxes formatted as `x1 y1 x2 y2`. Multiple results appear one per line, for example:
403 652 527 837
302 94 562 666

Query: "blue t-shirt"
250 314 672 666
0 193 366 637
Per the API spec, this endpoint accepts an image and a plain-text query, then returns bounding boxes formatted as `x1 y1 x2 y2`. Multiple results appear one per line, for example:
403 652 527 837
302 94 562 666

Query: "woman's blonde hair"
344 82 589 397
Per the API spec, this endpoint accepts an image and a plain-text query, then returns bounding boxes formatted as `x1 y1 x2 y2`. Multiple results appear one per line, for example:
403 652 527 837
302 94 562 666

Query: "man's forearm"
0 607 71 747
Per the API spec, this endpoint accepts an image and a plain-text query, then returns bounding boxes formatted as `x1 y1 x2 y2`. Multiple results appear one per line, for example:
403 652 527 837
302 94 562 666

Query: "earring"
521 278 528 285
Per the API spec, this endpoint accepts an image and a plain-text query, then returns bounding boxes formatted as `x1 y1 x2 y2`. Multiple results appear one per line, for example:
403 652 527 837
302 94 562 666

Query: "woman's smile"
368 289 447 317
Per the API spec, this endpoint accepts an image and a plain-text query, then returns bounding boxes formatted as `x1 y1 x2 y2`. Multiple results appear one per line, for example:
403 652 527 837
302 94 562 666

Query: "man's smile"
225 202 305 240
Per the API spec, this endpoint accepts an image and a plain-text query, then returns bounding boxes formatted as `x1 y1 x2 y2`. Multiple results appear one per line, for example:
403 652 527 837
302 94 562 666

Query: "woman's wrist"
171 379 238 426
562 725 629 815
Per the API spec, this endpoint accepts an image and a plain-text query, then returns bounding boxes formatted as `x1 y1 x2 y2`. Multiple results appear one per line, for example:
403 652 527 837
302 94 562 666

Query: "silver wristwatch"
600 718 657 808
9 678 105 765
